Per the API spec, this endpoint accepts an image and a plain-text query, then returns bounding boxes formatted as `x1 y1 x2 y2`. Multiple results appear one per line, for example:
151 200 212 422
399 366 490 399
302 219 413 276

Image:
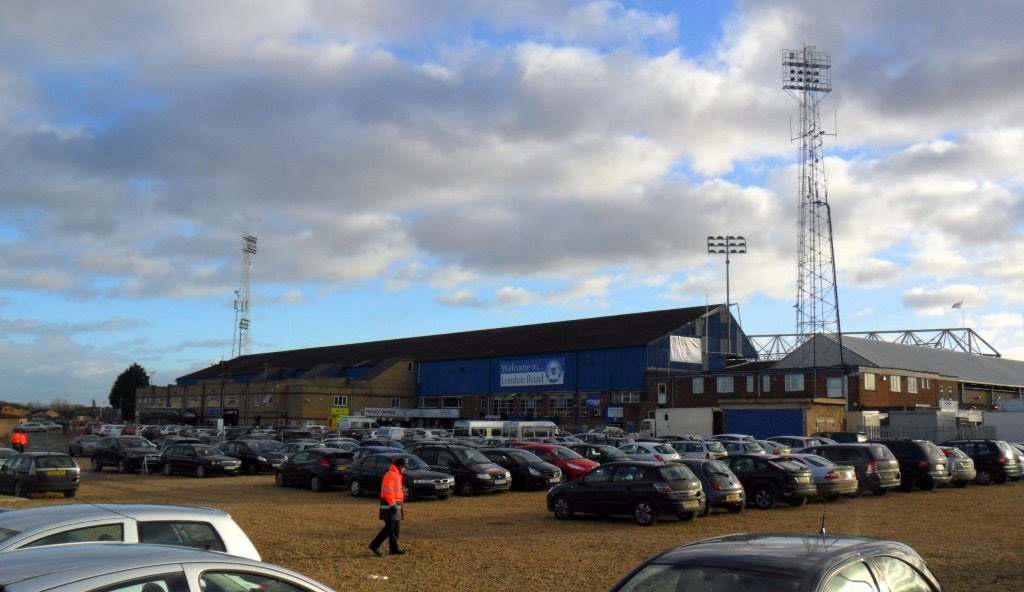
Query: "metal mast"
783 46 841 342
232 233 258 358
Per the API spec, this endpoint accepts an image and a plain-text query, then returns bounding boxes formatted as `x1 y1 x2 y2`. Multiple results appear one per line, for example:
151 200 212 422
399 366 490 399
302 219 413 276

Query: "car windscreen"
453 447 491 464
601 446 628 459
248 441 282 452
653 444 676 454
705 441 726 453
0 527 18 543
615 564 800 592
118 437 153 448
743 442 766 453
402 455 430 470
547 447 584 460
192 446 220 456
506 449 543 463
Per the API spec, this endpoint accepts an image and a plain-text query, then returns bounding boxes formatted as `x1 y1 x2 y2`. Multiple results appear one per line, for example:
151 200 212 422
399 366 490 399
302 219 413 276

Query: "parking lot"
2 433 1021 592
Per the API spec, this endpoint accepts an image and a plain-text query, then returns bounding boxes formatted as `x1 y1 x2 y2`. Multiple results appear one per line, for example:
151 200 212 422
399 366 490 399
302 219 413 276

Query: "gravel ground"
2 453 1022 592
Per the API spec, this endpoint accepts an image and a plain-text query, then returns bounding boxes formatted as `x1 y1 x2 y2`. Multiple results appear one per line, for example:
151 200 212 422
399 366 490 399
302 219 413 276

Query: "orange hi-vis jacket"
10 431 27 447
380 465 405 506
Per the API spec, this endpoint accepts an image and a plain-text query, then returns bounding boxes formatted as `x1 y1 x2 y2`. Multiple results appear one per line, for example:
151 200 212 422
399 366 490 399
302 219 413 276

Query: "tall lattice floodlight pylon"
783 46 841 343
232 233 258 358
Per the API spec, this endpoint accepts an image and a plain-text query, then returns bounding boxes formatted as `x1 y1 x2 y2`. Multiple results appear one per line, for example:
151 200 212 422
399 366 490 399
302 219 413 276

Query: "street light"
707 235 747 356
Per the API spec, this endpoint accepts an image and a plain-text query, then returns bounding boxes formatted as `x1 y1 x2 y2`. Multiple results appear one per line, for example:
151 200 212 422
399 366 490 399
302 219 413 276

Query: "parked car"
0 448 16 467
768 435 834 449
786 453 859 500
679 458 745 515
709 433 755 442
872 438 951 491
0 452 80 498
480 447 562 490
275 448 357 492
0 503 261 559
342 451 454 500
566 443 631 465
756 439 792 456
608 533 944 592
941 438 1023 485
509 443 600 481
154 435 202 453
405 442 511 496
277 441 331 458
16 422 48 433
723 454 816 509
939 445 976 487
219 439 287 475
619 441 683 463
161 443 242 478
718 440 767 455
546 460 705 526
91 436 164 474
0 543 336 592
67 434 101 457
797 443 902 496
668 439 728 460
813 431 869 443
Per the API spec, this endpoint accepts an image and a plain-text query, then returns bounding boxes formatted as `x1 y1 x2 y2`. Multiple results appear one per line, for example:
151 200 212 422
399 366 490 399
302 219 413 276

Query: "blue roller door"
725 409 804 439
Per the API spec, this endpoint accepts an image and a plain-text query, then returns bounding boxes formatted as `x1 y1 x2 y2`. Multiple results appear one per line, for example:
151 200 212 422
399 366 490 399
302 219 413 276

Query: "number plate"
47 470 67 476
725 493 741 501
683 500 700 510
494 478 507 485
435 483 450 490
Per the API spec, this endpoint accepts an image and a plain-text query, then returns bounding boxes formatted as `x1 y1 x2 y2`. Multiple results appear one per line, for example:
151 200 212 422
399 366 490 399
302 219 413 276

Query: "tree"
109 363 150 421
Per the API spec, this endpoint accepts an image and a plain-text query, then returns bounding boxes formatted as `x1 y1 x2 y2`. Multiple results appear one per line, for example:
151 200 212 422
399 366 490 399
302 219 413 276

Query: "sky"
1 1 1023 407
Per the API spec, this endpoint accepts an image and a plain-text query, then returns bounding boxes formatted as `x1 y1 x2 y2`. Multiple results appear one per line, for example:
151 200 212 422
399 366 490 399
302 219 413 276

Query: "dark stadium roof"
179 306 721 382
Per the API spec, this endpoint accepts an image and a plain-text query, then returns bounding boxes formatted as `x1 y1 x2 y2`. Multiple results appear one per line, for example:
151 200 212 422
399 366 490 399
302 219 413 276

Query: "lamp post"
707 235 747 356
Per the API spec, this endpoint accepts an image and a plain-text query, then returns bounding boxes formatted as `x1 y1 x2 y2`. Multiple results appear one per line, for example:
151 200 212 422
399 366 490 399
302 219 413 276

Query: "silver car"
787 453 859 499
618 441 682 463
0 503 260 560
0 543 335 592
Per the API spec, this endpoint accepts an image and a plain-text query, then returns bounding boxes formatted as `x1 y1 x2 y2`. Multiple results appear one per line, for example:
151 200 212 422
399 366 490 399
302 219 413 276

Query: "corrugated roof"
180 306 718 382
774 334 1024 387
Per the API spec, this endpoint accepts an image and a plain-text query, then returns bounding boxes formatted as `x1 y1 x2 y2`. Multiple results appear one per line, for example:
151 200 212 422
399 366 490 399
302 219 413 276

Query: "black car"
342 452 454 500
871 438 951 491
723 454 817 509
799 443 902 496
566 443 631 465
0 452 80 498
161 443 242 478
480 448 562 490
679 458 745 515
275 448 355 492
609 533 944 592
219 439 286 475
91 436 164 474
405 442 511 496
941 438 1023 485
546 460 705 526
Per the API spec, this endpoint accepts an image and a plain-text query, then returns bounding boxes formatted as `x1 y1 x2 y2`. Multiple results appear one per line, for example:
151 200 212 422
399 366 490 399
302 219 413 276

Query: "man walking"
368 456 408 557
10 427 27 453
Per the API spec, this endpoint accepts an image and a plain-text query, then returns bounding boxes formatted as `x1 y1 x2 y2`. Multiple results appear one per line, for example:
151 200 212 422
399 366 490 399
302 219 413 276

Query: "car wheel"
91 458 103 471
64 489 77 498
678 511 697 522
310 475 325 492
275 471 287 487
727 502 744 514
163 463 173 476
552 495 574 520
196 465 207 478
350 479 363 497
117 459 130 474
976 470 992 485
457 479 475 496
788 495 809 507
633 499 658 526
753 485 777 510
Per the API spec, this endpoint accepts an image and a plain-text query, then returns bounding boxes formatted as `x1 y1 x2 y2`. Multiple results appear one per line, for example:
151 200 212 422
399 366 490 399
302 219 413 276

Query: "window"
762 375 771 393
22 524 123 547
441 396 461 408
585 465 613 483
907 376 918 394
874 556 937 592
139 522 226 553
746 375 754 393
420 397 438 408
333 395 349 407
613 391 641 403
864 373 876 391
890 375 902 393
92 573 189 592
827 377 843 397
547 395 572 417
657 383 667 396
716 376 734 393
390 398 401 408
921 377 931 389
823 560 877 592
692 378 704 394
200 572 312 592
785 374 805 392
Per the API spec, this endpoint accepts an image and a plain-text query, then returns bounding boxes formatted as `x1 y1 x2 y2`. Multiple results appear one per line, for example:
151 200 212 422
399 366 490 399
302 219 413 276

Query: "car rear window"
771 459 807 472
658 464 696 482
34 455 77 469
702 461 732 477
706 441 726 453
868 445 896 461
653 444 676 454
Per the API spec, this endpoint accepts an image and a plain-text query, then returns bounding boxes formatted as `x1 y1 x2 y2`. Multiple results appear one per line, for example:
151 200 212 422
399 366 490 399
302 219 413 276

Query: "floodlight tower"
707 235 746 356
232 233 258 358
783 46 841 342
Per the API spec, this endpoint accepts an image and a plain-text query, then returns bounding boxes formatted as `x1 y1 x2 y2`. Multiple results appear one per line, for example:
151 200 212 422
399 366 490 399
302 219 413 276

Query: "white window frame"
863 373 876 391
716 376 734 394
333 395 349 407
907 376 918 394
784 374 805 392
390 398 401 408
762 375 771 393
890 375 902 393
827 377 843 397
692 377 704 394
746 375 754 393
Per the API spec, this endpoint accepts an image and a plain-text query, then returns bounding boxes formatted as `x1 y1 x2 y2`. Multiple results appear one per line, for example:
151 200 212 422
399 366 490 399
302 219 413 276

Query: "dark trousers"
370 519 401 553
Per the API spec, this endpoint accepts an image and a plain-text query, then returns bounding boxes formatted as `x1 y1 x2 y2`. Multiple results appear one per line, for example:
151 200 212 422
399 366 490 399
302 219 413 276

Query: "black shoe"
368 545 382 557
390 549 406 555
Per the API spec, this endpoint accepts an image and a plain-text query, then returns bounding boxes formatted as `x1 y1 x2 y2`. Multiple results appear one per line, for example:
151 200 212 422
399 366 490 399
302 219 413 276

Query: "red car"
509 443 599 481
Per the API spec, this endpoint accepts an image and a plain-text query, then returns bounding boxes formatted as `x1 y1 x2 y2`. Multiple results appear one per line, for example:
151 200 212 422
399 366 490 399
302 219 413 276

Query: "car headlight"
476 473 493 479
256 456 267 462
528 467 541 476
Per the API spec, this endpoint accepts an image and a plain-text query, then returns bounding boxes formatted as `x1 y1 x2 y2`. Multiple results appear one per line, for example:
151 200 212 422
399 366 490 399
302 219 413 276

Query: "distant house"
0 403 30 438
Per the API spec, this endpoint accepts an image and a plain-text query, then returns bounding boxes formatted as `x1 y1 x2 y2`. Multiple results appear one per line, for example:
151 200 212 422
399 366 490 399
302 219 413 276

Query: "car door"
0 456 21 492
572 464 615 513
93 437 116 465
288 450 316 483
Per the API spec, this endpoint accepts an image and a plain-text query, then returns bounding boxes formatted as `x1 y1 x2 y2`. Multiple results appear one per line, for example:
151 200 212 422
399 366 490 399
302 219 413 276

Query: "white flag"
670 335 702 363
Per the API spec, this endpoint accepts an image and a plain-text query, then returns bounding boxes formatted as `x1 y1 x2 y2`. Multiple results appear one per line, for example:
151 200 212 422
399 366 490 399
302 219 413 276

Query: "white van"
501 421 559 440
452 420 505 438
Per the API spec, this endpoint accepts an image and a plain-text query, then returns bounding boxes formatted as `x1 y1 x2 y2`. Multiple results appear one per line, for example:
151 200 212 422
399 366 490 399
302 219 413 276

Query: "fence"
858 424 997 443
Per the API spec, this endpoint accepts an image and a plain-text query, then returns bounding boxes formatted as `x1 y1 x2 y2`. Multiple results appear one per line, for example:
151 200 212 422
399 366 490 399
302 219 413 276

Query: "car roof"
0 503 228 531
0 543 313 591
642 533 926 583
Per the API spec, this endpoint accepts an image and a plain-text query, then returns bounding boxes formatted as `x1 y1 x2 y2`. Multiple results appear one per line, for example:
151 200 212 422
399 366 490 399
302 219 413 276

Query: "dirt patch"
9 460 1023 592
